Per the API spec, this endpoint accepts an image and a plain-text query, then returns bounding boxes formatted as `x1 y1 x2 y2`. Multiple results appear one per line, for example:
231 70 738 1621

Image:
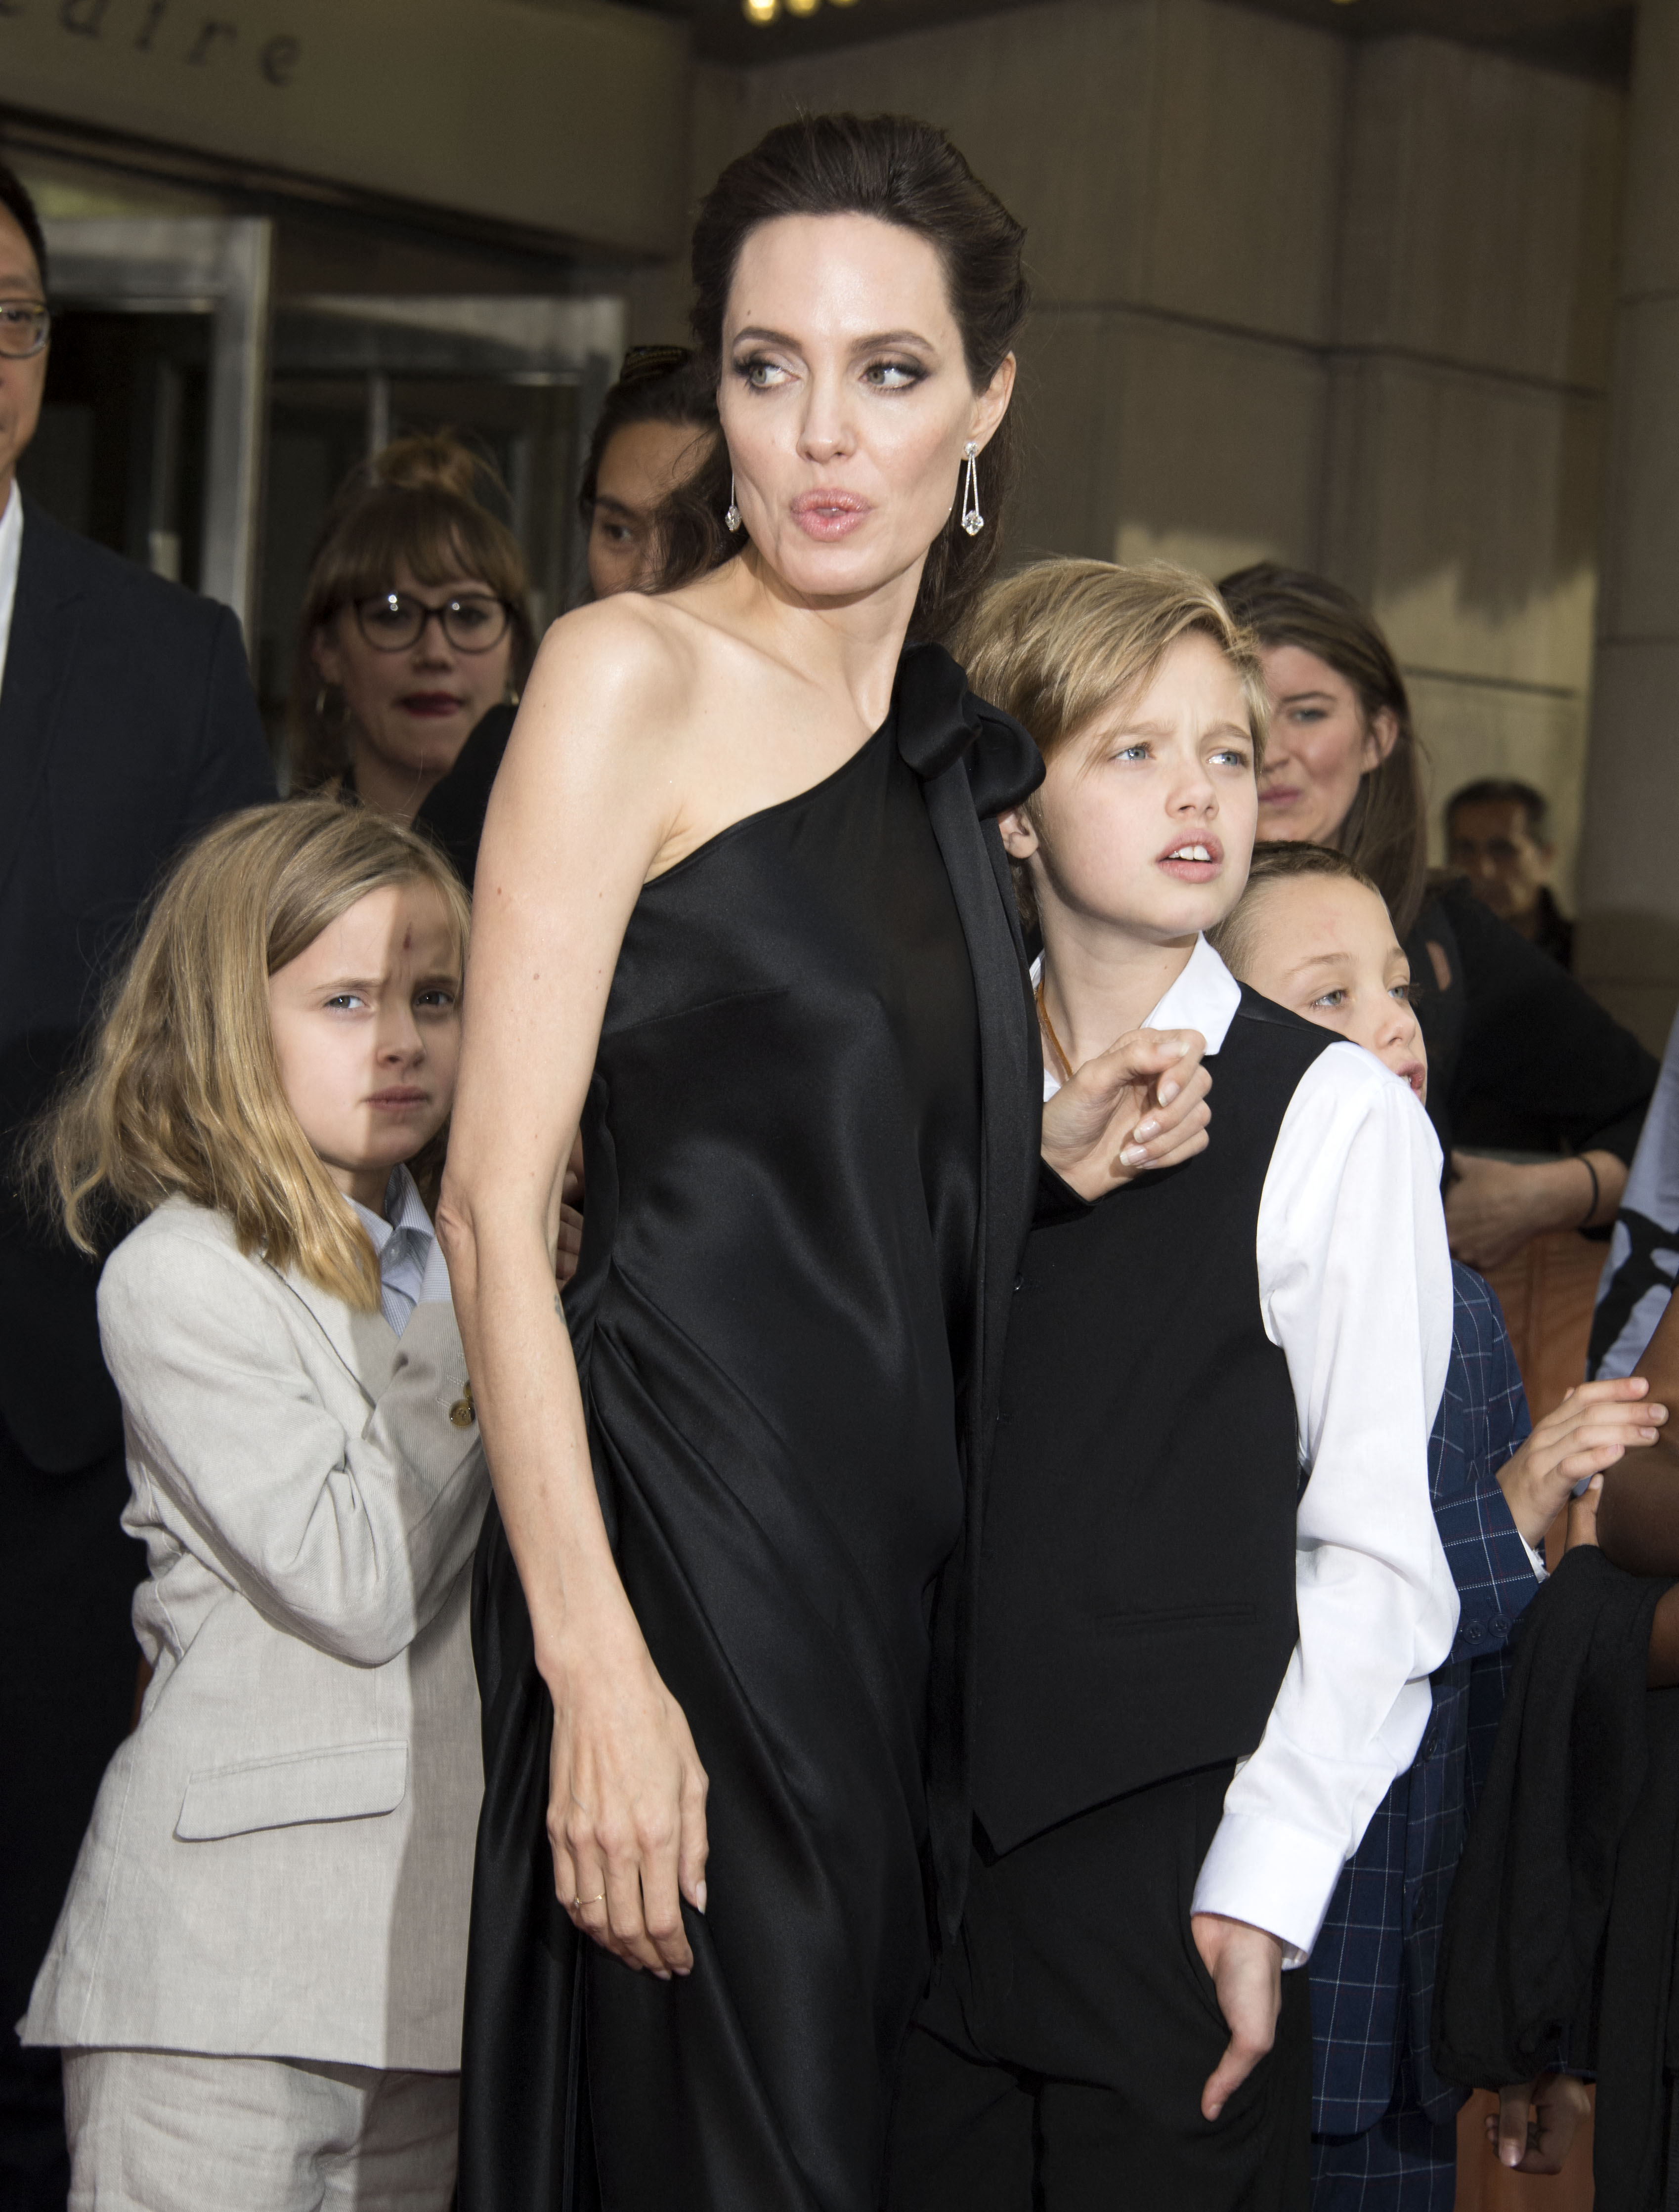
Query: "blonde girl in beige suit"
21 802 489 2212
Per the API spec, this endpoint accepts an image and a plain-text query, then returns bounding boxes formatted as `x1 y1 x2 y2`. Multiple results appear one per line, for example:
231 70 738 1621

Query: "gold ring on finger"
572 1893 606 1910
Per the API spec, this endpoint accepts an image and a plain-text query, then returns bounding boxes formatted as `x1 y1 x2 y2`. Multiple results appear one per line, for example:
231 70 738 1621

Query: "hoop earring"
314 686 327 716
725 475 742 534
960 441 984 537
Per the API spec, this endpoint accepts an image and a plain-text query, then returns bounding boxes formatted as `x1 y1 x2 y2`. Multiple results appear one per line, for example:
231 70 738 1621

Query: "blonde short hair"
40 801 471 1310
955 559 1269 924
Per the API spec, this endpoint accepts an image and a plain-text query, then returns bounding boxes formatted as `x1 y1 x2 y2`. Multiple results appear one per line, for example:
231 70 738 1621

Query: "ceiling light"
785 0 820 16
743 0 778 21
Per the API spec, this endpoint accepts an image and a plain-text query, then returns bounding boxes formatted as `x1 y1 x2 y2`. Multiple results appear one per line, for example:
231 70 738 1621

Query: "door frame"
40 216 274 638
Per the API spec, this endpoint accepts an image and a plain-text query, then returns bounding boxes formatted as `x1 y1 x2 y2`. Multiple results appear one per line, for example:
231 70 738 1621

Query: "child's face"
268 880 462 1210
1001 633 1258 944
1235 876 1427 1101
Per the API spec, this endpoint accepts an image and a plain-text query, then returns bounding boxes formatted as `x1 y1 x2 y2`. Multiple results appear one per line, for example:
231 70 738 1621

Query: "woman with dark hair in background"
1219 563 1657 1273
443 111 1208 2212
288 434 534 886
579 344 719 598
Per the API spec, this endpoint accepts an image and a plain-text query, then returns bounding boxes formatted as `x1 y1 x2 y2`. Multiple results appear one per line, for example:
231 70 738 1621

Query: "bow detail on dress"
893 641 1044 818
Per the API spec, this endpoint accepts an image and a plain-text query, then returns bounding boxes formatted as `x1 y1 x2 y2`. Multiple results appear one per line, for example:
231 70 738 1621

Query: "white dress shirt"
1040 935 1458 1959
348 1164 453 1337
0 481 22 700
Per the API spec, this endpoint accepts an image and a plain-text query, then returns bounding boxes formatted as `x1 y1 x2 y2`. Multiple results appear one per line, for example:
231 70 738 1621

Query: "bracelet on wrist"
1576 1154 1600 1230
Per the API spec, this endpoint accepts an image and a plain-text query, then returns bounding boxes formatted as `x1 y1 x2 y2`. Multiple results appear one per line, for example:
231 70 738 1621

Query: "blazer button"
449 1382 475 1429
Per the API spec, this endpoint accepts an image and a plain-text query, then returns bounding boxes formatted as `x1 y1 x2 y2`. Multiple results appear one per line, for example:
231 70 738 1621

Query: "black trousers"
0 1434 144 2212
885 1765 1312 2212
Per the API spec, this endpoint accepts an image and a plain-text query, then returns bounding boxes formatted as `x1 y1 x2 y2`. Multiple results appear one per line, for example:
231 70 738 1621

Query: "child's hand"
1566 1473 1603 1551
1486 2072 1591 2172
1497 1377 1666 1548
555 1202 585 1291
1041 1028 1211 1201
1189 1912 1284 2121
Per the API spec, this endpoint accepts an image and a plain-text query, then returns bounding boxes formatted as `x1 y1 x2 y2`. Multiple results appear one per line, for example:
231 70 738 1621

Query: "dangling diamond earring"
960 441 985 537
725 475 742 533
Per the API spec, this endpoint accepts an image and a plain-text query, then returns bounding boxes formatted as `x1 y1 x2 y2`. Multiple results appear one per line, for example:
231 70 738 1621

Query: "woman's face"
717 212 1014 610
313 557 515 804
1254 643 1397 848
588 417 713 598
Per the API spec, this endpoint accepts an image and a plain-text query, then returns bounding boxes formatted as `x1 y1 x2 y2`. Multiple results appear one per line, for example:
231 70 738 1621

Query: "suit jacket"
0 499 275 2027
22 1198 487 2072
1309 1263 1541 2133
0 494 275 1056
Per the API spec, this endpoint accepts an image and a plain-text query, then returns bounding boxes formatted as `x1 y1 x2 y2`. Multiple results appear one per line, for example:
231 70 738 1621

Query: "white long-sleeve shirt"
1041 935 1458 1959
0 481 21 699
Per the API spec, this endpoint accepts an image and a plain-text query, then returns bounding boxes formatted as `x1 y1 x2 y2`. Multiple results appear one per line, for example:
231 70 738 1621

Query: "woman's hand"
1446 1149 1624 1271
1042 1029 1211 1201
1496 1377 1666 1546
1486 2072 1591 2172
548 1599 709 1979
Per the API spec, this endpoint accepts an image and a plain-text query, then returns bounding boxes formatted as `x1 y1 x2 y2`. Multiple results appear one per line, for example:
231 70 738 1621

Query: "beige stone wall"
629 0 1624 909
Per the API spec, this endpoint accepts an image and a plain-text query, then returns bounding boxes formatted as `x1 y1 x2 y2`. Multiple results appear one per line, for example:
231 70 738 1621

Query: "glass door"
21 217 272 635
258 296 622 751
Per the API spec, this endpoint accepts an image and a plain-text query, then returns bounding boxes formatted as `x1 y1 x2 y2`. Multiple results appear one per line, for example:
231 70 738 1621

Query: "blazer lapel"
0 498 86 906
272 1264 401 1403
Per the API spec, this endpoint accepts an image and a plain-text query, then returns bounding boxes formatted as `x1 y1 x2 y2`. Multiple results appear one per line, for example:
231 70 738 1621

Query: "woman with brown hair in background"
289 435 534 886
1219 562 1657 1274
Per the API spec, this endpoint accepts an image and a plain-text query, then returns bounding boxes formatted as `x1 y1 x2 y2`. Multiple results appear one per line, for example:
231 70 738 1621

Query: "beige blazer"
23 1196 486 2073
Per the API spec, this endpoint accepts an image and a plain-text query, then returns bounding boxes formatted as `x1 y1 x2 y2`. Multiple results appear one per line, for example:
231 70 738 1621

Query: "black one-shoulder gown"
459 644 1042 2212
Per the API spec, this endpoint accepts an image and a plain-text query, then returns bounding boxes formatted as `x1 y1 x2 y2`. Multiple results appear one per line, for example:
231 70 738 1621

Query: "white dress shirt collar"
0 482 23 702
348 1164 438 1336
1035 934 1241 1099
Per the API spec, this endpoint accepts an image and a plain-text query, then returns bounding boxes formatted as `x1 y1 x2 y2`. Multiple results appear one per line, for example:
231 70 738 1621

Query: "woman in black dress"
440 116 1211 2212
1218 562 1657 1271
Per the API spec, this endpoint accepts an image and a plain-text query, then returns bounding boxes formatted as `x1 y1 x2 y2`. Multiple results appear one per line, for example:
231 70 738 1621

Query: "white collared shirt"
348 1164 453 1337
0 482 22 700
1041 934 1458 1960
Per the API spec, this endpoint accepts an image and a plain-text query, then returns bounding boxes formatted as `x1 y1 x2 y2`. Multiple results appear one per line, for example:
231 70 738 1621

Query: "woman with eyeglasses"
288 435 533 877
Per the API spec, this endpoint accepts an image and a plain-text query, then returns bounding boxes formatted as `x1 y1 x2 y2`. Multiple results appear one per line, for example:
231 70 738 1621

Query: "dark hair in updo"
655 112 1030 645
577 345 719 524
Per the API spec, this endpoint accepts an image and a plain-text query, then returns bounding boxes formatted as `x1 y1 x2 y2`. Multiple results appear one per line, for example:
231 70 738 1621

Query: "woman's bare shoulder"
525 591 720 739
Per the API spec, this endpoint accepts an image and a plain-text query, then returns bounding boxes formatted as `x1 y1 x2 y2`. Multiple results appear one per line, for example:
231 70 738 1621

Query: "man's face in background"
1448 797 1554 932
0 206 45 506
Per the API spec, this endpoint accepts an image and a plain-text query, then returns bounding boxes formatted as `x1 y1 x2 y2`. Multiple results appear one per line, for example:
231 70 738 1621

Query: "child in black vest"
887 561 1460 2212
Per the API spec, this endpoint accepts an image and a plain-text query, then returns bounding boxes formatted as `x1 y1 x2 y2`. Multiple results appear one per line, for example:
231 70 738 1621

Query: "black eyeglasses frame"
348 591 516 656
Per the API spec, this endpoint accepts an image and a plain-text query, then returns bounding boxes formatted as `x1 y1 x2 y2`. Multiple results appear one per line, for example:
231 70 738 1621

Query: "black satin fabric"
460 644 1043 2212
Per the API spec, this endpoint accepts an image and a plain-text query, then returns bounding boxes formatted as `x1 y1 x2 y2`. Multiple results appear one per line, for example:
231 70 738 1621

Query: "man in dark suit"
0 162 276 2207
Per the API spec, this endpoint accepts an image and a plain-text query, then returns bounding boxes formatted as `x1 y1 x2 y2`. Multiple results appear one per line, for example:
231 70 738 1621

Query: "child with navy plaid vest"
1211 839 1665 2209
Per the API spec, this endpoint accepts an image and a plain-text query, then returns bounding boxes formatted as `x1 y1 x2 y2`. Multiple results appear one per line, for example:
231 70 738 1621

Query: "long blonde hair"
39 801 471 1310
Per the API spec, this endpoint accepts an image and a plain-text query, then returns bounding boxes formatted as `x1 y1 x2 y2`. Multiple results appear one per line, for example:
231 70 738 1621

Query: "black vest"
973 987 1334 1854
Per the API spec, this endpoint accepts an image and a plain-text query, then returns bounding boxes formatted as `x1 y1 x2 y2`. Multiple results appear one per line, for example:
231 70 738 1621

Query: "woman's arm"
437 602 711 1981
1446 1148 1625 1273
1595 1285 1679 1583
